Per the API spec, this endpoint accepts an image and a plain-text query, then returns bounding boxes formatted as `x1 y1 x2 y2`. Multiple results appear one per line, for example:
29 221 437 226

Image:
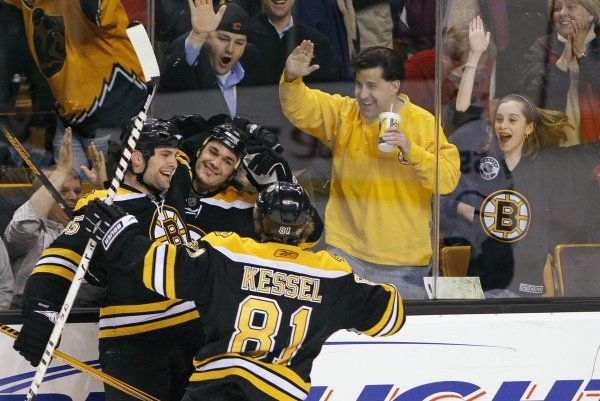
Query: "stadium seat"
440 246 470 277
554 244 600 297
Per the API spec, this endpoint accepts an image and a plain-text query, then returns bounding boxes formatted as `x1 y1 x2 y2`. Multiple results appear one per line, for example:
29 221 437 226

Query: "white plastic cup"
378 112 400 152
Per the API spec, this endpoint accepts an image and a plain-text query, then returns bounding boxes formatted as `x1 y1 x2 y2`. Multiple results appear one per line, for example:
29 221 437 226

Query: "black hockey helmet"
198 123 246 168
254 182 313 244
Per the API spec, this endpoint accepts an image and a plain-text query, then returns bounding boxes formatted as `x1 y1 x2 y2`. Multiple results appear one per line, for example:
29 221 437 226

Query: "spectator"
520 0 600 145
355 0 394 49
293 0 358 79
403 21 496 134
0 237 13 310
80 181 404 400
3 128 105 307
443 93 600 297
160 1 263 118
246 0 340 83
280 42 460 299
4 0 150 179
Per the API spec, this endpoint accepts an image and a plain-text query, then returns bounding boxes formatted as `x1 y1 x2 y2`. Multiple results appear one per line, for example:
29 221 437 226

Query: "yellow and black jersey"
4 0 147 135
186 186 324 249
116 231 405 400
26 179 200 344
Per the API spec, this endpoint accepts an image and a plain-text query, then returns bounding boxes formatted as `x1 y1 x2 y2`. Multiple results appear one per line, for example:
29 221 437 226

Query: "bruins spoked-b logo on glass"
150 205 188 245
480 190 531 243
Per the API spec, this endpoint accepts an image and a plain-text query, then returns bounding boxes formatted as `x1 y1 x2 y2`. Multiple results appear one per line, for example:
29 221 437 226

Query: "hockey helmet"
255 182 313 244
199 123 246 168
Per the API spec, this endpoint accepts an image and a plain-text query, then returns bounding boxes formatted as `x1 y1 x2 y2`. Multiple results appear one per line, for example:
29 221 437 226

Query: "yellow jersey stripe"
143 241 162 292
363 284 396 336
98 310 199 338
41 248 82 264
387 294 405 335
189 368 300 401
31 265 75 281
99 298 182 316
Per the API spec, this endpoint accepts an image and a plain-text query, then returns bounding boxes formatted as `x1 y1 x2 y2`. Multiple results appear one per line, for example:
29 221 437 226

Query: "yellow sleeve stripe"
190 369 300 401
363 283 397 337
387 293 405 336
143 241 162 292
99 299 181 316
165 244 177 299
98 310 200 338
41 248 82 265
31 265 75 281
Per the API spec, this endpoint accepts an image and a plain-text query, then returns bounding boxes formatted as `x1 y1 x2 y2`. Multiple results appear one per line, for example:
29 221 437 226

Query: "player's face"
494 100 533 156
354 67 400 119
194 140 239 193
552 0 594 38
205 30 248 76
143 147 179 192
262 0 295 20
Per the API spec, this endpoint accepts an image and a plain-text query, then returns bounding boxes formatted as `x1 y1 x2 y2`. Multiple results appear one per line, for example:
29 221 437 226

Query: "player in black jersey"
83 181 405 401
14 119 203 401
176 116 324 246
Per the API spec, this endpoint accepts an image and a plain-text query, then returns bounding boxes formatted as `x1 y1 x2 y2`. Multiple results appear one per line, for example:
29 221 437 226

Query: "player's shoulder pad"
213 186 257 206
73 187 138 212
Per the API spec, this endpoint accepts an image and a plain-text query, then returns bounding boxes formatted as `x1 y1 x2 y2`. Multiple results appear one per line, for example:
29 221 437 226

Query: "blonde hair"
547 0 600 26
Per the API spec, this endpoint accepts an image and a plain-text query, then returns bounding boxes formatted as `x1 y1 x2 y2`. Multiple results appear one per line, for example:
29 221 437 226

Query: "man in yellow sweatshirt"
279 41 460 299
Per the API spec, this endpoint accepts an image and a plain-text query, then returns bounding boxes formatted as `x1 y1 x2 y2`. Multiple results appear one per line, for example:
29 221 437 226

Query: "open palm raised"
284 40 321 82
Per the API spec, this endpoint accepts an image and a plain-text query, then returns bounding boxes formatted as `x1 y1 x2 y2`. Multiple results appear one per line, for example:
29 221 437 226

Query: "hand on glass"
189 0 226 35
57 127 74 173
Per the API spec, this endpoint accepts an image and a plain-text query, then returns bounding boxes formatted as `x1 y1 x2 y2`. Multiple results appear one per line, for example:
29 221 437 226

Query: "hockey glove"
233 117 283 152
244 145 294 190
14 297 60 366
83 199 139 260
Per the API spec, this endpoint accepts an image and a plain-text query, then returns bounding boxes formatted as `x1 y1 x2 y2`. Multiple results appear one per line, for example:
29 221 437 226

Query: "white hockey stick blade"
127 24 160 82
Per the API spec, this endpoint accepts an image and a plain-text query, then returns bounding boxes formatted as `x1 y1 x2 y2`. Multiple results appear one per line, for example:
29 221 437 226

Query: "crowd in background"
0 0 599 309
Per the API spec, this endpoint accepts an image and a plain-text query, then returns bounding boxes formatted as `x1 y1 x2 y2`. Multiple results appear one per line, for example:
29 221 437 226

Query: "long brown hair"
479 94 570 158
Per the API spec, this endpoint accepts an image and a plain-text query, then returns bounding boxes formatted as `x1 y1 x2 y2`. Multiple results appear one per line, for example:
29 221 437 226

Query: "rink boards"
0 311 599 401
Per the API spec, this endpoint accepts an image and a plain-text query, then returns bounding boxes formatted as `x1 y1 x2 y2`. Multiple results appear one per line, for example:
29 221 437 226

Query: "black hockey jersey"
185 186 324 248
112 231 405 400
4 0 147 135
27 177 201 345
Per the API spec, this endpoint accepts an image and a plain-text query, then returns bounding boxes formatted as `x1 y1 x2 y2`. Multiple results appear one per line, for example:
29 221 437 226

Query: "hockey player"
14 119 203 401
83 181 405 401
179 118 324 246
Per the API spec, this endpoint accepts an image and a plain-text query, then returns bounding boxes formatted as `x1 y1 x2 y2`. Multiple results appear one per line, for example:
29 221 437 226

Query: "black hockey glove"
14 297 60 366
244 145 294 190
233 117 283 153
83 199 139 259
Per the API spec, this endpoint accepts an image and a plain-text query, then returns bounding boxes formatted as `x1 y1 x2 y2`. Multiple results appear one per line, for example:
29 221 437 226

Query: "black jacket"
247 14 340 84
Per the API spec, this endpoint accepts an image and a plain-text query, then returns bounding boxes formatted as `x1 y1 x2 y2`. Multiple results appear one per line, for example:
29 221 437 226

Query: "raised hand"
469 16 490 56
189 0 226 35
82 142 107 189
57 128 74 173
284 40 320 82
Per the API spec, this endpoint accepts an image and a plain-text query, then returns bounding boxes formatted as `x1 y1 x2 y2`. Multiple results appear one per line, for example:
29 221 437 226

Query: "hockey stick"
0 325 159 401
0 122 73 220
25 24 161 401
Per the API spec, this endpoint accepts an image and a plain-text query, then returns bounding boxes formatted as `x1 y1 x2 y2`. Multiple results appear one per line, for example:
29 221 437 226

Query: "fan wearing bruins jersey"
84 182 405 401
3 0 147 134
176 116 324 246
14 120 203 401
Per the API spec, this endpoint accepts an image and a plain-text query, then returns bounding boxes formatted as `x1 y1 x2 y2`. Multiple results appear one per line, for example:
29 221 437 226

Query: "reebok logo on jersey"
274 249 299 259
34 310 58 324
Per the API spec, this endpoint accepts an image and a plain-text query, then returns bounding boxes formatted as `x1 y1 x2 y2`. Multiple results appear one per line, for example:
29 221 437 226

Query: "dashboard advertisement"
1 312 599 401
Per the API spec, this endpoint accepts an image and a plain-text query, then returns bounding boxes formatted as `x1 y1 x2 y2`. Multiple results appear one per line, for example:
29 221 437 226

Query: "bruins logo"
479 156 500 180
150 206 189 245
32 9 66 78
480 190 531 243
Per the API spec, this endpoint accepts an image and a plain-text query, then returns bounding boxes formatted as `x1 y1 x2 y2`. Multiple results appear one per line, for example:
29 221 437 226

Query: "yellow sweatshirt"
280 77 460 266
